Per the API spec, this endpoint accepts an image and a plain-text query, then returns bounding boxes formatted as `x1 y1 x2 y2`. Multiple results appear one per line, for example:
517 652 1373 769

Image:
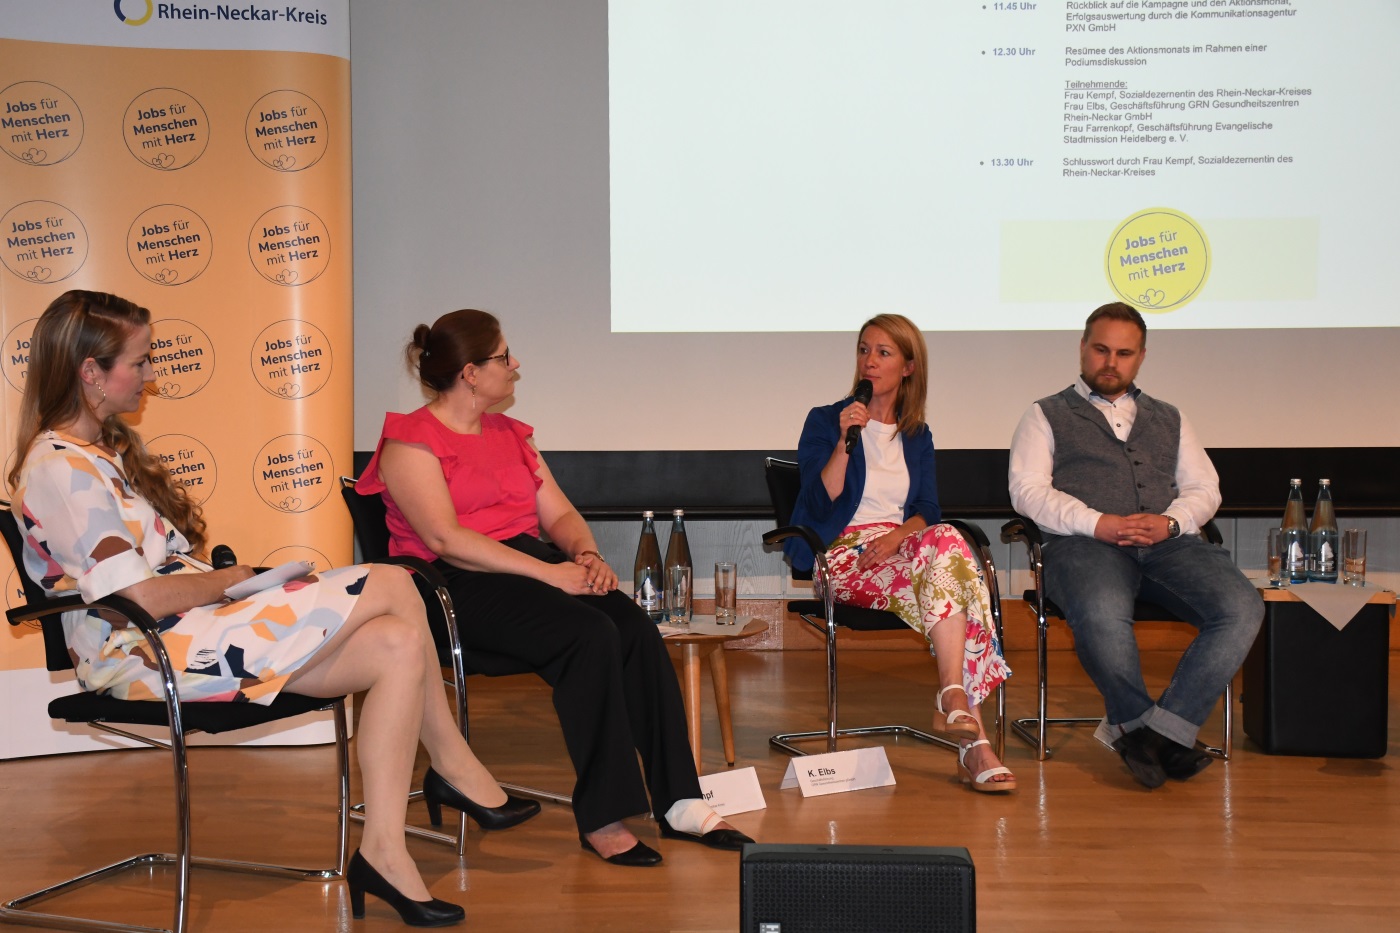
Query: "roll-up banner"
1 1 353 757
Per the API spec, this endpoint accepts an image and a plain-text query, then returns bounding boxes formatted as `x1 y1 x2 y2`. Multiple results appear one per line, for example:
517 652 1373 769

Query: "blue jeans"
1042 534 1264 747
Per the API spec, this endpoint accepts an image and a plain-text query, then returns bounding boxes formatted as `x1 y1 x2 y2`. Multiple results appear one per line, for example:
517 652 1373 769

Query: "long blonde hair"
10 290 207 553
851 313 928 438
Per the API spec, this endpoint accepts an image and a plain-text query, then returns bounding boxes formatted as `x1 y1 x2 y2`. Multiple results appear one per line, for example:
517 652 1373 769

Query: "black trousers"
432 536 701 834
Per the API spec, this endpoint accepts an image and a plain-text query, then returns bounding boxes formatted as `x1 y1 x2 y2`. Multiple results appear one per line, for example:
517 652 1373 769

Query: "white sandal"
935 684 981 740
958 739 1017 794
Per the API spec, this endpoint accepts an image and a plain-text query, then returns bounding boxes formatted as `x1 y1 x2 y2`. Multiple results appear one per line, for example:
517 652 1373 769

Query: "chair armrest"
944 518 989 549
82 594 185 701
1000 514 1044 548
1000 515 1045 600
367 555 460 672
1202 519 1224 546
762 523 827 560
944 518 1005 636
103 595 190 714
374 554 450 589
7 593 83 627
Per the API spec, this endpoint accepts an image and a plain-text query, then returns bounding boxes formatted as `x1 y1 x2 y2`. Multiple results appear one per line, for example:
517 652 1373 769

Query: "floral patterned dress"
825 522 1010 706
16 431 369 705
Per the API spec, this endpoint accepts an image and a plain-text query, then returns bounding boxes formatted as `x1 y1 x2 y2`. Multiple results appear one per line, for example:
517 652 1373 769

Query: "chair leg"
1198 680 1233 761
0 701 351 933
985 561 1008 764
1008 598 1236 763
768 610 961 757
1010 597 1102 761
353 586 573 855
825 601 838 752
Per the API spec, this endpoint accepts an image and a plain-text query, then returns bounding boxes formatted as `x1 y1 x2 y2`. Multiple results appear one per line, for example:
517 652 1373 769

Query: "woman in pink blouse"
359 309 754 867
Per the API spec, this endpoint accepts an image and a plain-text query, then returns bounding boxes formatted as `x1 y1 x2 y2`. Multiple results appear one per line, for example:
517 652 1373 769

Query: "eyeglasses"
473 346 510 366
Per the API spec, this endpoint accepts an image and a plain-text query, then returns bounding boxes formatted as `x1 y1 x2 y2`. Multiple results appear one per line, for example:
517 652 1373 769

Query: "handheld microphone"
844 379 874 454
211 544 237 569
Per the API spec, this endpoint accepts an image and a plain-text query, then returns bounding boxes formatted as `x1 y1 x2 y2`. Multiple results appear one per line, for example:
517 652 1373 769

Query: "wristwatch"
1164 516 1180 538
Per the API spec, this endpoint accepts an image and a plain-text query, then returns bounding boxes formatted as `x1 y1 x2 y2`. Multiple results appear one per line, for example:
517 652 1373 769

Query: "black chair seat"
786 600 909 633
0 499 351 933
48 690 339 733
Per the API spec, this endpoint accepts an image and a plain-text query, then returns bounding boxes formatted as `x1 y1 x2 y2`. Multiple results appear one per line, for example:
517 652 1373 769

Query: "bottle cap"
1319 478 1331 486
673 508 684 517
1290 478 1301 484
642 510 654 519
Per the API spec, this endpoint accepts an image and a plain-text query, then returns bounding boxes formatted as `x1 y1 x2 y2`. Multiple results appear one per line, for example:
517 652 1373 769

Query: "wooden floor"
2 644 1397 932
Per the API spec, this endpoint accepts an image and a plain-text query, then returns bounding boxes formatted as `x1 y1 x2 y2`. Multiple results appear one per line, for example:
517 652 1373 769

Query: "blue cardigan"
785 397 941 573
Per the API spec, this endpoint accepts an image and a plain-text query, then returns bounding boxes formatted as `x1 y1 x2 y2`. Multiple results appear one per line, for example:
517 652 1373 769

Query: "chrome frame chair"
760 458 1006 759
1001 513 1233 762
0 501 349 933
339 477 570 851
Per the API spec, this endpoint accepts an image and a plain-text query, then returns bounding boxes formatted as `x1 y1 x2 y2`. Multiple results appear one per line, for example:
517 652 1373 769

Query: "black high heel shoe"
422 767 541 831
346 849 464 927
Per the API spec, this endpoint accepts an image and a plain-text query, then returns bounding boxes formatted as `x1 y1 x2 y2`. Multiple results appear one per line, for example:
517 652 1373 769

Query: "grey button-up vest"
1038 385 1181 521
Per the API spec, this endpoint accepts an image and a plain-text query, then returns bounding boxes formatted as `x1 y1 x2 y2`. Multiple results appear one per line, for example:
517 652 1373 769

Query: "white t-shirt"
849 420 907 527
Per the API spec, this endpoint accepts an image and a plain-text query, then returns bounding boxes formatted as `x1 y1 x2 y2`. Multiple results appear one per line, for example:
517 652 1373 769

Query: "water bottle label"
1318 541 1334 572
638 579 658 610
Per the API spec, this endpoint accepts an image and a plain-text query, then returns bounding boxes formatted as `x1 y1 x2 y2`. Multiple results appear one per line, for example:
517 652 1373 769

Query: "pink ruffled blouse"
358 408 544 562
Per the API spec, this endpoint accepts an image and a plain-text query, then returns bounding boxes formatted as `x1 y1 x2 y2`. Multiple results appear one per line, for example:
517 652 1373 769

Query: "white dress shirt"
1008 377 1222 538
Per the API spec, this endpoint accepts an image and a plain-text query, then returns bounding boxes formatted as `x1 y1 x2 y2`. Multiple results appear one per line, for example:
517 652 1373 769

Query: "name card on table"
779 747 895 798
697 766 767 816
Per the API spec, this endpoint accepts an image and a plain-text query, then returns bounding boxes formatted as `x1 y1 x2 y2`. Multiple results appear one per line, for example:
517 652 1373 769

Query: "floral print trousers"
825 522 1010 706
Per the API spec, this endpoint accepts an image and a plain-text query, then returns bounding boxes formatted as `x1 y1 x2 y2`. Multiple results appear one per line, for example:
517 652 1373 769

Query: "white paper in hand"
223 561 315 601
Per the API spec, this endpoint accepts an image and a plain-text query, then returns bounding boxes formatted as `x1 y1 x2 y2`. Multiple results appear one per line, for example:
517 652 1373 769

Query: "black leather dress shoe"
422 767 541 830
658 817 755 852
1113 727 1167 789
1157 738 1213 781
580 835 664 866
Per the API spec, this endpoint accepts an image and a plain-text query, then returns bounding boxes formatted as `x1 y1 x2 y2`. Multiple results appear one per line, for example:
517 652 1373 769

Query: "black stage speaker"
740 844 975 933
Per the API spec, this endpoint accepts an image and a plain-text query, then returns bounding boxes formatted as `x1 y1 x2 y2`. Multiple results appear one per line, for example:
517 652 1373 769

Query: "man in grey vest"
1008 302 1262 788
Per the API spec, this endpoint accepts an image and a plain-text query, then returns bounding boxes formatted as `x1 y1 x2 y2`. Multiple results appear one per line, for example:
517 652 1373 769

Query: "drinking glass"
1342 528 1367 587
714 561 737 622
1266 527 1289 589
666 565 692 624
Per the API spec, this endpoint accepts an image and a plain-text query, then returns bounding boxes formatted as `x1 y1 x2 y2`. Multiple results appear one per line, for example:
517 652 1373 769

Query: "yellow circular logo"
1105 207 1210 313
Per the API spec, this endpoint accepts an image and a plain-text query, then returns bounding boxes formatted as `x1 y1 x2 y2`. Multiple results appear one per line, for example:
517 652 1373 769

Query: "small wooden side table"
663 615 767 773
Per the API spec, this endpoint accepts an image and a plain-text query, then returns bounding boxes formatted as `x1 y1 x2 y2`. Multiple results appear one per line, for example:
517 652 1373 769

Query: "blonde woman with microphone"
785 314 1015 793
